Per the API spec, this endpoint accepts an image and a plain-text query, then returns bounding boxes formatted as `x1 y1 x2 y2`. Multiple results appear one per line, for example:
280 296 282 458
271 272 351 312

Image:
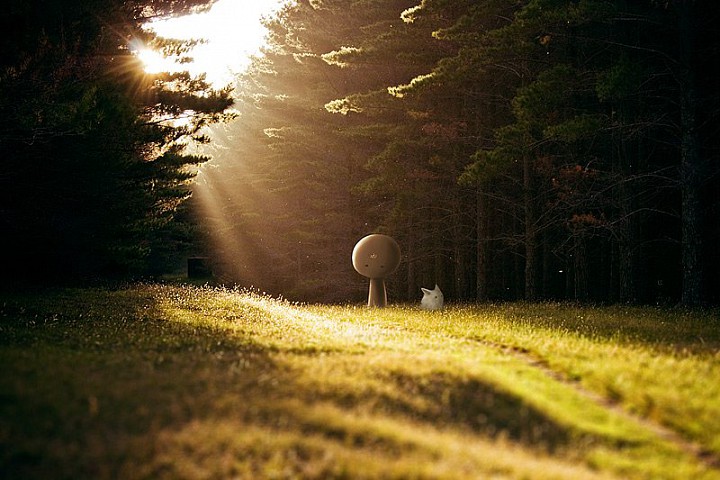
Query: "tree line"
1 0 231 286
197 0 719 306
4 0 716 305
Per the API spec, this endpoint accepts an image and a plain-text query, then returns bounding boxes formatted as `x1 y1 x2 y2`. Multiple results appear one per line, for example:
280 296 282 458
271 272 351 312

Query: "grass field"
1 284 719 479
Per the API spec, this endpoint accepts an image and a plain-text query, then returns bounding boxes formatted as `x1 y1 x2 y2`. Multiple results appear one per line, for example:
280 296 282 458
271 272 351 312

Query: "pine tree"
0 0 232 284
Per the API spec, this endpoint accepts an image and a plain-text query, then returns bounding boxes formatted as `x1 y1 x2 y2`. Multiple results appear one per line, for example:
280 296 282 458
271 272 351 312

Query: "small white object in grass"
420 284 444 310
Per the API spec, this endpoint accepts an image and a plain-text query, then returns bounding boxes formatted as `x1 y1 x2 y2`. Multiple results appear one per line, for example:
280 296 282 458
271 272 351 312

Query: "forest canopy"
196 0 719 306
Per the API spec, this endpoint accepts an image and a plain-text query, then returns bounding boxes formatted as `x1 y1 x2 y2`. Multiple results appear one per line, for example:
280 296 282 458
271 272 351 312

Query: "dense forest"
1 0 232 284
193 0 720 306
3 0 718 306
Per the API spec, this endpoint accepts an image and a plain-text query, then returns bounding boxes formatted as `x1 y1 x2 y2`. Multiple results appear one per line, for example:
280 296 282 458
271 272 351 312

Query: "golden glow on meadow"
140 0 285 88
5 284 720 478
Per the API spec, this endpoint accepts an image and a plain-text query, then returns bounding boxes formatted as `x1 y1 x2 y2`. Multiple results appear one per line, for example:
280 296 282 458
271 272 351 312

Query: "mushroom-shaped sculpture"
352 234 401 307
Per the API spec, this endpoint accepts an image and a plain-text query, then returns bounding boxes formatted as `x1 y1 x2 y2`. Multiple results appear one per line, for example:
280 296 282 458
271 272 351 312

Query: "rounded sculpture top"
352 234 401 279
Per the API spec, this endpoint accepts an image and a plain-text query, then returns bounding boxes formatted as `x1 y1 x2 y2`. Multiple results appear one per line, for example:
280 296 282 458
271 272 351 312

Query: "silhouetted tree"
0 0 232 284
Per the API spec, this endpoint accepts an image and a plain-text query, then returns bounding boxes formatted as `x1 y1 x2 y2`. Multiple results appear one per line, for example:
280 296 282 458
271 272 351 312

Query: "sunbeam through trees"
2 0 718 304
193 0 720 305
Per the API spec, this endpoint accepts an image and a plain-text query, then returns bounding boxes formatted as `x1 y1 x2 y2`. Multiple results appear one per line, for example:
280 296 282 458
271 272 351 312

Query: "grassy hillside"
1 284 719 479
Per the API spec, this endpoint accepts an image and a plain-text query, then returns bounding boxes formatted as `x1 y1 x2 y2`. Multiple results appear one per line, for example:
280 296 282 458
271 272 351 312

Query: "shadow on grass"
0 288 609 479
382 371 573 451
0 288 283 479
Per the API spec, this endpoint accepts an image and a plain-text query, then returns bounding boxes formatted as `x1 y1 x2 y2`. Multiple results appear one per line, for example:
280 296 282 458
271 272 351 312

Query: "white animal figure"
420 284 444 310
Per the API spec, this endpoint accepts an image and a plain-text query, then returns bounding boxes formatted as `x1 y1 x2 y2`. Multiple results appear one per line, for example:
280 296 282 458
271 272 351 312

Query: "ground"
1 284 719 479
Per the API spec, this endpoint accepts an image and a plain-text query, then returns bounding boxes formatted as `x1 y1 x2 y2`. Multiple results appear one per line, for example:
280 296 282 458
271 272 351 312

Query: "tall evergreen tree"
0 0 232 284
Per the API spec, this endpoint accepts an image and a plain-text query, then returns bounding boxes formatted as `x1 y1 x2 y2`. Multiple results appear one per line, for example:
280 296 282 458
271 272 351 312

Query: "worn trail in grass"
1 284 719 479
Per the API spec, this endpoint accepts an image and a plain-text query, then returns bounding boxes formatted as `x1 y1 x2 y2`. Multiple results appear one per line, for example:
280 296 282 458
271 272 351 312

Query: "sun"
139 0 285 88
135 46 175 74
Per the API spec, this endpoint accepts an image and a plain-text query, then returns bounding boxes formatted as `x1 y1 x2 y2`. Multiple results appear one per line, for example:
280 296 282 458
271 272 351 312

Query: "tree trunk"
523 151 538 301
573 233 589 302
406 215 417 301
615 114 638 303
680 103 702 306
678 1 703 306
451 196 469 300
618 200 637 303
476 184 488 301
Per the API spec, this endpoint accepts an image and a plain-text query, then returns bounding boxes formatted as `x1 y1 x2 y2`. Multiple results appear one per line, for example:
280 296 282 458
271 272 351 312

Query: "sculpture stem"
367 278 387 307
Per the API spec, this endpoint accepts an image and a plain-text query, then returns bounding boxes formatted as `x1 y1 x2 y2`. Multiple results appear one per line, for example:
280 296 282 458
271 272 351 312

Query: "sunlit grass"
1 284 719 479
399 303 720 454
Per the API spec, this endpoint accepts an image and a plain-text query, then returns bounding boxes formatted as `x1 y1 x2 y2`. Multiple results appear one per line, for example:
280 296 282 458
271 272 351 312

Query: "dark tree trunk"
615 122 638 303
573 233 589 302
451 196 469 300
523 151 538 301
476 185 489 301
618 216 637 303
406 214 418 301
677 1 703 306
